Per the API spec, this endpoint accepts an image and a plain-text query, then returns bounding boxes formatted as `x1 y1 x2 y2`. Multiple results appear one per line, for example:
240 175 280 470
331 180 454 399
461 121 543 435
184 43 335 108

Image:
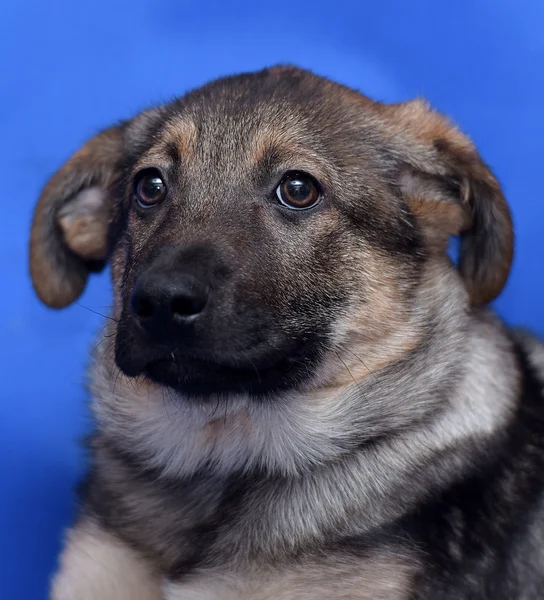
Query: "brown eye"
135 172 166 208
276 172 321 210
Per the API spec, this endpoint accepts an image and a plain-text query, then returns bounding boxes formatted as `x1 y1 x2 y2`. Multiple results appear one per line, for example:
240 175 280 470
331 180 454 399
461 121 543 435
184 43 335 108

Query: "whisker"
76 302 119 323
112 361 125 397
211 395 222 417
90 330 116 356
161 386 174 425
342 347 385 393
335 350 369 403
96 339 116 371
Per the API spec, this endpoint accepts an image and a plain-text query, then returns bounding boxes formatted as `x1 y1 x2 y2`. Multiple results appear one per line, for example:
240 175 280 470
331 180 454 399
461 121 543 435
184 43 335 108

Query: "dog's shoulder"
405 327 544 599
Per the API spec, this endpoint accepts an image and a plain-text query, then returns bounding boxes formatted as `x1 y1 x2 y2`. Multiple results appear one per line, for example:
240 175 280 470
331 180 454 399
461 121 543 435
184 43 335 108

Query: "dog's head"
29 66 513 399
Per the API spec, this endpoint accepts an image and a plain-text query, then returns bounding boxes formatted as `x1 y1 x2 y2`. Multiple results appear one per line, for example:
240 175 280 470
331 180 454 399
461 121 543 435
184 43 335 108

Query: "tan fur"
163 118 199 159
249 128 323 168
321 246 424 388
50 518 162 600
203 408 253 444
405 196 468 251
57 187 110 260
378 98 474 154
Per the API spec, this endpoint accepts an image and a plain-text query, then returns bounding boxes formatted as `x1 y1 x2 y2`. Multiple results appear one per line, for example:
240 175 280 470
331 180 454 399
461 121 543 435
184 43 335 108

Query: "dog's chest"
89 442 419 598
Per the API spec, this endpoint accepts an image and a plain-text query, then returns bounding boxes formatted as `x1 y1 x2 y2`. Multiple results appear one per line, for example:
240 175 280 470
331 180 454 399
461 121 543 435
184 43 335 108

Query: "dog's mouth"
144 354 272 397
117 340 325 399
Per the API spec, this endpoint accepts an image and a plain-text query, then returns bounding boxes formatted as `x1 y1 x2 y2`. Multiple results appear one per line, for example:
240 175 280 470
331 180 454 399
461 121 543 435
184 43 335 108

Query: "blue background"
2 1 543 597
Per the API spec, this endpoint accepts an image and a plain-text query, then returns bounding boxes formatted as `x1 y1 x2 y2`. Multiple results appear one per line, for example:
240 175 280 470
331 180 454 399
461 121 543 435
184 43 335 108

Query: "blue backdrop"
2 1 543 597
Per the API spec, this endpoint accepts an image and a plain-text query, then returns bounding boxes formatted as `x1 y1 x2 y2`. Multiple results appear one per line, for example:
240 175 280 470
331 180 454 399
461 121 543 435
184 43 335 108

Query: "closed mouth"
137 340 323 399
143 352 282 397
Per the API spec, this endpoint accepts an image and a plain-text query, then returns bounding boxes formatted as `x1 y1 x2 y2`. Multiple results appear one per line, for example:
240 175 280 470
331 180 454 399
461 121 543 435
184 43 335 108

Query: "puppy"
29 66 544 599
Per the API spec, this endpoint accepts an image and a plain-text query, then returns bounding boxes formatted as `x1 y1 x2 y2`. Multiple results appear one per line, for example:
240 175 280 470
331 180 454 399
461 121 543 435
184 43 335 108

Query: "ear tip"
29 247 89 309
460 234 514 308
31 284 85 309
30 272 88 309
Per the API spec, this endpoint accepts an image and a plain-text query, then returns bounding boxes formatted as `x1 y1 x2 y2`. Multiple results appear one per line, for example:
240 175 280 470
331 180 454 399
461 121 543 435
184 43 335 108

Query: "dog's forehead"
128 68 374 172
169 85 323 160
158 115 323 175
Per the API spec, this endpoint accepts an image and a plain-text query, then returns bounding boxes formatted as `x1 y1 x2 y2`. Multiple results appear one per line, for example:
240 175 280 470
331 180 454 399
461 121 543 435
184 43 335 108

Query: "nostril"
170 293 207 318
131 293 155 319
130 274 208 327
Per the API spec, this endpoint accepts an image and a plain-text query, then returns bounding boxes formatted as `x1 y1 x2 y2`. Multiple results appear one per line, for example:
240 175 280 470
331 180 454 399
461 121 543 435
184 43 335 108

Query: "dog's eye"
135 172 167 208
276 173 321 210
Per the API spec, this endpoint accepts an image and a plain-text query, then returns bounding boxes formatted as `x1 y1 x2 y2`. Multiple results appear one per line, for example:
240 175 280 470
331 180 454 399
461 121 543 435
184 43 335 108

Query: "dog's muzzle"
113 245 324 398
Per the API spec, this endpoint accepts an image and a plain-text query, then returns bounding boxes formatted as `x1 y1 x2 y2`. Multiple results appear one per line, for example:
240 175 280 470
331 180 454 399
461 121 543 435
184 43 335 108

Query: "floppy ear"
378 99 514 307
30 123 127 308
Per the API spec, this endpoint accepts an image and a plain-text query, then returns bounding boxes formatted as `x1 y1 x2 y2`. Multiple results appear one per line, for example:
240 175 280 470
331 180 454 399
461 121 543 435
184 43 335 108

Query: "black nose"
130 271 209 331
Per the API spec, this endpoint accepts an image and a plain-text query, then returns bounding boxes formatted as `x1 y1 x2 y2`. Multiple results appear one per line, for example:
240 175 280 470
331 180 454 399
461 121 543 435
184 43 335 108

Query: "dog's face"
29 67 513 399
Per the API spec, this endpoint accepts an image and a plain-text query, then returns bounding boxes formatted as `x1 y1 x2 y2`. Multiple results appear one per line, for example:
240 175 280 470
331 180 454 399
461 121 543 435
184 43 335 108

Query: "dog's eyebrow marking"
250 128 280 165
131 153 173 176
162 118 198 161
253 141 284 174
164 141 182 164
250 129 310 164
131 118 197 173
250 129 329 181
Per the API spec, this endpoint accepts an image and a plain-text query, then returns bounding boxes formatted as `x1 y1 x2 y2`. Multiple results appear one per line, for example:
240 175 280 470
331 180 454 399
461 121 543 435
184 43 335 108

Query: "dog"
29 66 544 599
